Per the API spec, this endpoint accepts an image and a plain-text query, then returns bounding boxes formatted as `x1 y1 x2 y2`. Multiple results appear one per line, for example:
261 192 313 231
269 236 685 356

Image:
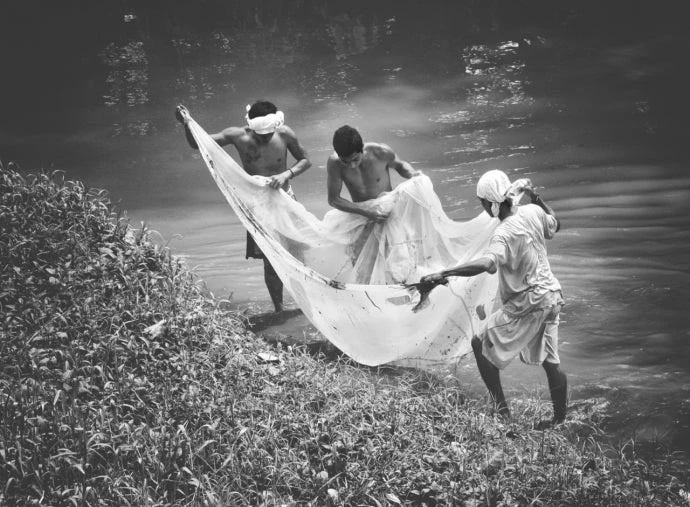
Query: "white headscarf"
245 104 285 134
476 169 528 217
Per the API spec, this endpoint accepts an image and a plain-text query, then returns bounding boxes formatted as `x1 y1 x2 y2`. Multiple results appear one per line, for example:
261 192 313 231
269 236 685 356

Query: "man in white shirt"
420 169 567 428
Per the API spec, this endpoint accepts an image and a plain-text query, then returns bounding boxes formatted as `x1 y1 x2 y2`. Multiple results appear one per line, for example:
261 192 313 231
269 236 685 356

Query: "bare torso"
326 140 417 221
330 143 393 202
213 126 293 188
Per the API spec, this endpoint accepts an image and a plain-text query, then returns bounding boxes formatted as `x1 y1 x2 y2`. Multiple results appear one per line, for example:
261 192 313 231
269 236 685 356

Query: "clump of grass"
1 162 688 506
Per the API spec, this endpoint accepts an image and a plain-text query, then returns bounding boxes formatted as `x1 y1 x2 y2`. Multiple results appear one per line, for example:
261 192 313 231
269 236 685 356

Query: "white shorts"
481 290 563 370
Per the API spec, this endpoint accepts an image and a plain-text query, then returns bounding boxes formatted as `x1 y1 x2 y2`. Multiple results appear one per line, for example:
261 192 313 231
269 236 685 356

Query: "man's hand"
420 272 445 284
522 180 540 202
367 209 390 223
268 172 290 190
175 105 189 125
405 273 448 312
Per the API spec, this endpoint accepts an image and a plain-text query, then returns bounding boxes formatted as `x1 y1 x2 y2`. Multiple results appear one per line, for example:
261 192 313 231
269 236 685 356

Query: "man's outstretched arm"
175 105 241 150
421 256 497 284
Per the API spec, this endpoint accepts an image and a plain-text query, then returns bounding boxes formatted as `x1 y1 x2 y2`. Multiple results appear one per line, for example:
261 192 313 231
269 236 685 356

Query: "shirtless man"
175 101 311 313
326 125 419 220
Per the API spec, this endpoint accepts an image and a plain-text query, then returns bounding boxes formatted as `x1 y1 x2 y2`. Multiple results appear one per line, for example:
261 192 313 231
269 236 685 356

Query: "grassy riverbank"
1 163 688 506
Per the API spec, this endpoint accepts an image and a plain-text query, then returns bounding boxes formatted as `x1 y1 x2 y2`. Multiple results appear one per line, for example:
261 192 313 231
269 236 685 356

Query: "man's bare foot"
535 417 565 430
496 403 511 422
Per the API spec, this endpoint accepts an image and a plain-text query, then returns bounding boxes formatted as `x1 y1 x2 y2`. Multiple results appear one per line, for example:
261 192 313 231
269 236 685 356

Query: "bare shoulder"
326 152 343 170
221 125 246 136
277 124 297 136
210 125 246 146
217 125 247 140
364 142 395 161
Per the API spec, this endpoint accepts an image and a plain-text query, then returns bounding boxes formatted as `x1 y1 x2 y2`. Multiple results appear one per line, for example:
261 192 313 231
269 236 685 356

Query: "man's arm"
175 105 242 150
374 143 420 179
327 157 388 222
175 105 199 149
420 256 496 284
523 184 560 232
268 126 312 189
284 126 311 177
210 126 244 148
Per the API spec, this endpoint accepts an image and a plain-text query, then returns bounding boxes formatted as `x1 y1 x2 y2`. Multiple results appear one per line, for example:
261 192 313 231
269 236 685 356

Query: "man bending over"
326 125 419 221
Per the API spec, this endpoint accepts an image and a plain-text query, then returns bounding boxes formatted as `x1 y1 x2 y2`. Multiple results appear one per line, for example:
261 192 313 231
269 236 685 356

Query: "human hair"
247 100 277 119
333 125 363 158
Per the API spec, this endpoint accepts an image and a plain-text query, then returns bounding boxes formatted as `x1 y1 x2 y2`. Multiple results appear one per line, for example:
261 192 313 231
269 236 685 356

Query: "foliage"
0 163 688 506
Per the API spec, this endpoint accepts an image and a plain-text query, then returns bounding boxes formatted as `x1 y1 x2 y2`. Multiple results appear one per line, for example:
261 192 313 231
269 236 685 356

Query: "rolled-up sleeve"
543 213 558 239
485 236 507 267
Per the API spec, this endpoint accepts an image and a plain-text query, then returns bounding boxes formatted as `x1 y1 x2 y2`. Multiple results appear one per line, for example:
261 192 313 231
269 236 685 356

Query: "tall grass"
1 163 688 506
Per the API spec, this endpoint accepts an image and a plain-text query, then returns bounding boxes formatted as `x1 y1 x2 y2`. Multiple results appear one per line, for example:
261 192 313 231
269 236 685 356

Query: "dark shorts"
245 185 297 260
246 232 265 260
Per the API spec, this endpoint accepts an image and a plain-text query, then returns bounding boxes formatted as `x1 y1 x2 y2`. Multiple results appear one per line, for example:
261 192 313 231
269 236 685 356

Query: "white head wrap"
476 169 528 217
245 104 285 134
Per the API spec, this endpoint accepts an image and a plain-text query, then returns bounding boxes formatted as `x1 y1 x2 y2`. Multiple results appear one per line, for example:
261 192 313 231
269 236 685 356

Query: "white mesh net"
186 115 500 367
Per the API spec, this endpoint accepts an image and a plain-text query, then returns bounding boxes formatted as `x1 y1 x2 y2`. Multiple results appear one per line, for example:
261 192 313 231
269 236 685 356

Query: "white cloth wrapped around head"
476 169 529 217
245 104 285 134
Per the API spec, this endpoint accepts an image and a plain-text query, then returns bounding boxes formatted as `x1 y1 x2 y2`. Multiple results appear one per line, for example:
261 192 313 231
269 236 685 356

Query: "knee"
541 361 561 372
543 361 566 379
542 361 557 373
263 260 278 277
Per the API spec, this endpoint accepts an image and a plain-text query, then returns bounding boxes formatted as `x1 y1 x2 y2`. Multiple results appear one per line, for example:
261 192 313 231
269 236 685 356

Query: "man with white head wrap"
175 100 312 313
420 169 567 428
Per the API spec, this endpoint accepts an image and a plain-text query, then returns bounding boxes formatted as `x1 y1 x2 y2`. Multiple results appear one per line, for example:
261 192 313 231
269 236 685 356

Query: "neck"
497 203 513 221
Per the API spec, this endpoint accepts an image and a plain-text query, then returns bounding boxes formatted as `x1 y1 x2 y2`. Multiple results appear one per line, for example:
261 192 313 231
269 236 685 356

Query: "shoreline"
1 164 687 505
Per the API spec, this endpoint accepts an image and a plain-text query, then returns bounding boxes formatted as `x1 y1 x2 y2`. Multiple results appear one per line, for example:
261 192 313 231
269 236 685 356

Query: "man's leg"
471 336 510 419
263 258 284 313
541 361 568 425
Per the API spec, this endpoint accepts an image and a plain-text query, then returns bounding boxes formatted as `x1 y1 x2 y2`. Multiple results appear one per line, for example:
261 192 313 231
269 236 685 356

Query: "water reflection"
111 120 157 137
99 41 149 108
427 38 537 188
326 13 385 60
91 2 407 119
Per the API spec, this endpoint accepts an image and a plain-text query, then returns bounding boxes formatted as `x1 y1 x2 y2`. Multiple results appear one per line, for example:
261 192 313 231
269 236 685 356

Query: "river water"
1 0 689 452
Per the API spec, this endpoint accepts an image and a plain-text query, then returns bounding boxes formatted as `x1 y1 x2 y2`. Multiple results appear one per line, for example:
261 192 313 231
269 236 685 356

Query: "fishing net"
183 113 500 367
